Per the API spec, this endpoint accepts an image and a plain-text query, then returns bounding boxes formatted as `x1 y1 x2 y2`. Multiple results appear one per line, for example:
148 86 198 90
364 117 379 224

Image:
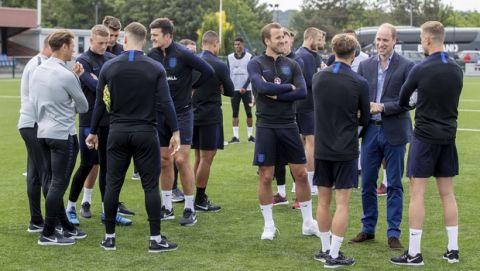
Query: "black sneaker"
195 195 221 212
149 236 178 253
63 226 87 240
38 231 75 246
179 208 197 226
248 136 255 143
27 222 44 233
324 252 355 268
117 202 135 216
314 249 330 263
390 250 424 266
228 136 240 144
80 202 92 218
100 237 116 251
443 249 459 263
160 206 175 221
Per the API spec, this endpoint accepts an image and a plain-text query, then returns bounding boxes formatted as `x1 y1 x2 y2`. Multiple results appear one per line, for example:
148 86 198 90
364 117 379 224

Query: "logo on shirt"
274 77 282 84
103 85 111 112
168 57 177 68
257 153 265 163
167 76 178 81
281 66 291 77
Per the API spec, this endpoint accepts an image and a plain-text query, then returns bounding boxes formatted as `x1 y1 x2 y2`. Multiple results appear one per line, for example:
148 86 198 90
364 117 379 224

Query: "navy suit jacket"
357 52 414 145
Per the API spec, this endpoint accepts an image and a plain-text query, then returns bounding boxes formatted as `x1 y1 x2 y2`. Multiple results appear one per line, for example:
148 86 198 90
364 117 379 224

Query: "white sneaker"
302 220 321 237
261 225 277 240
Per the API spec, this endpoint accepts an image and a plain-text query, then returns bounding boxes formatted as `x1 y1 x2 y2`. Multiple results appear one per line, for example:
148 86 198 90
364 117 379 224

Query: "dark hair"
48 30 74 51
261 23 282 46
102 16 122 31
234 37 244 43
331 33 359 58
202 30 219 45
149 18 174 36
125 22 147 42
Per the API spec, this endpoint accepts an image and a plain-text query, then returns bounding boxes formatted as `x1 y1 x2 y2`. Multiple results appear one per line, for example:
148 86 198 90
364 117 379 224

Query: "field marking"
458 128 480 132
459 109 480 112
461 99 480 102
0 95 19 99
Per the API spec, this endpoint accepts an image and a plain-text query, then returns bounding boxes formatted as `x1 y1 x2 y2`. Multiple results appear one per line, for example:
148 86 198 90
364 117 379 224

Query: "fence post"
12 57 16 78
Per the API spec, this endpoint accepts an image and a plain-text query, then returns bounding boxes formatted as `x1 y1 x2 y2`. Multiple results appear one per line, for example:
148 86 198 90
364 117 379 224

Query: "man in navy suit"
349 23 414 249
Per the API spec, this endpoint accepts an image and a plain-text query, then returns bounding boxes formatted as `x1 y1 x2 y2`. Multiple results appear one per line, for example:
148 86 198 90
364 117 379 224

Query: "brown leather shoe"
348 232 375 243
388 237 403 250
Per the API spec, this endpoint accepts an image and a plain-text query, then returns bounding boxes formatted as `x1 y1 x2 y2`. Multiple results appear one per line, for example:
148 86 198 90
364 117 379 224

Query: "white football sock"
67 201 76 212
233 126 239 139
408 228 423 256
184 195 194 210
105 233 115 238
150 235 162 242
277 185 286 197
260 204 274 227
81 188 93 204
299 200 314 224
446 225 459 251
320 231 331 252
329 234 344 259
383 169 388 186
247 127 253 138
162 190 173 211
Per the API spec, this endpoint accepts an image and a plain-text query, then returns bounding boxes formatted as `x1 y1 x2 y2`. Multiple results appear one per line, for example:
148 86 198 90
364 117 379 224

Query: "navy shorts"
296 112 314 136
231 91 253 118
192 123 224 150
157 109 193 147
406 135 459 178
314 158 358 189
253 127 306 166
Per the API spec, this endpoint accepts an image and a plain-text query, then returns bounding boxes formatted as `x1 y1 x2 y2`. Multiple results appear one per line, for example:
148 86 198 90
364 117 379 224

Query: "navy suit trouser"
360 124 405 238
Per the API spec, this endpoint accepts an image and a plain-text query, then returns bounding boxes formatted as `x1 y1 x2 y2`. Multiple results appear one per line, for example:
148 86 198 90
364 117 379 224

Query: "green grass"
0 77 479 270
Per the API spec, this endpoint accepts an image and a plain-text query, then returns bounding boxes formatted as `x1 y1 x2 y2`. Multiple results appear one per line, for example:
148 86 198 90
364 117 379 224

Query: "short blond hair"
303 27 324 41
124 22 146 43
91 24 110 37
421 21 445 43
331 33 359 59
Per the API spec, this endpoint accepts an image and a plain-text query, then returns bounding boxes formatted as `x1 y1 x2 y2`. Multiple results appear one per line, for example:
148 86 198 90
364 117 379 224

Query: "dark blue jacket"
357 51 414 145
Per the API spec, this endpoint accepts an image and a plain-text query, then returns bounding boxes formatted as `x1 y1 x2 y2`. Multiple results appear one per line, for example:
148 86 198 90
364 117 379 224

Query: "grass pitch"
0 77 479 270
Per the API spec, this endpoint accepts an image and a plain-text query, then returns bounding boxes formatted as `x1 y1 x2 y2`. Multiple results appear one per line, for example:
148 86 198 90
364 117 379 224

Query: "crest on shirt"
103 85 111 112
281 65 291 77
274 77 282 84
169 57 177 68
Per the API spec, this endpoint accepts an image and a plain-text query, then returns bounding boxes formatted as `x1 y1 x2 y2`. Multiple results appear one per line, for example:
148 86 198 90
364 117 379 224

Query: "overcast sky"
259 0 480 12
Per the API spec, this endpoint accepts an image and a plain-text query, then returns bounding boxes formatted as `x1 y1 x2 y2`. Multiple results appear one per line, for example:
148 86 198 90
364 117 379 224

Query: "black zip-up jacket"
399 51 463 144
77 49 115 127
295 46 322 113
313 62 370 161
193 50 234 125
148 42 214 113
247 53 307 128
90 50 178 134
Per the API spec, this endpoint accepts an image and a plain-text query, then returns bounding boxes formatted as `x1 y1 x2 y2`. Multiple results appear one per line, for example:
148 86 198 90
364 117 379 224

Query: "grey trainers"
63 226 87 240
38 231 75 246
179 208 197 226
80 202 92 218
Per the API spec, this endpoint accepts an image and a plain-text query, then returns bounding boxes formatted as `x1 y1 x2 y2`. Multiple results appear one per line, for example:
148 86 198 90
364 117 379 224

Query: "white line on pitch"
461 99 480 102
459 109 480 112
458 128 480 132
0 95 19 98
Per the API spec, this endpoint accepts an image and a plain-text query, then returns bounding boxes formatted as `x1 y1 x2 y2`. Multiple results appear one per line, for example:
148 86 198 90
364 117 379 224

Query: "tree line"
2 0 480 54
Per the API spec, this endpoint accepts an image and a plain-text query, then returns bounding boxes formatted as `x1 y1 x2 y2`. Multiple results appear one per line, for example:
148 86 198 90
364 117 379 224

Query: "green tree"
197 11 234 56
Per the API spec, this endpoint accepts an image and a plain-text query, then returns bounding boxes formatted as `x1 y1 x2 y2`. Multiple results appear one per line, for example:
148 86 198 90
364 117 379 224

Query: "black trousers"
19 125 50 224
39 135 79 235
104 130 161 236
68 126 109 202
